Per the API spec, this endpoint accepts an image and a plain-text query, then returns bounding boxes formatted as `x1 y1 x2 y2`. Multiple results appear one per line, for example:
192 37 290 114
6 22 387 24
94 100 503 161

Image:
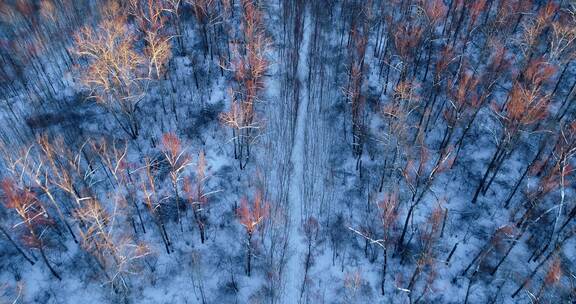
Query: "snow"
283 5 312 303
0 1 575 304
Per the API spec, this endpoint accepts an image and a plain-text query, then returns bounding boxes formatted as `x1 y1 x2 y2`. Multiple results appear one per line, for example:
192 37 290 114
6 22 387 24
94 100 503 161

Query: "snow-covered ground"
283 5 312 303
0 1 575 304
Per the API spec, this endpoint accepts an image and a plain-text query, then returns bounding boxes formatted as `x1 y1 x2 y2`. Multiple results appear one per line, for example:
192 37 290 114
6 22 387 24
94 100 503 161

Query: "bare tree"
237 190 269 276
1 179 61 280
73 2 147 139
1 140 79 243
220 0 270 169
184 151 217 243
141 157 172 254
161 133 193 232
75 197 150 295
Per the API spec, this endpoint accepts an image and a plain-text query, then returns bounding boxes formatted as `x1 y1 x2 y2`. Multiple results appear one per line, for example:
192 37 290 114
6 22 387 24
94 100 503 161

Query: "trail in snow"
283 7 311 304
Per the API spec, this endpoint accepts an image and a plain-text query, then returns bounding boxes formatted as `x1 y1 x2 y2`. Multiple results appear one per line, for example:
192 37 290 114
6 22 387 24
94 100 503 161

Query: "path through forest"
283 6 311 304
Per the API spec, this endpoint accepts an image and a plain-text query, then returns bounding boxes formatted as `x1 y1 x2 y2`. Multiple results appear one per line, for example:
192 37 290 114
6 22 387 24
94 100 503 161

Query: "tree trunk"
396 204 415 253
490 230 525 275
471 138 506 204
445 242 458 265
40 246 62 281
381 247 387 295
247 232 253 276
0 225 35 265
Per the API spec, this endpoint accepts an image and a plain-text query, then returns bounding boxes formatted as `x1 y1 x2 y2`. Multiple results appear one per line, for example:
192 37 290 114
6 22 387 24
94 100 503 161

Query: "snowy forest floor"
0 0 575 304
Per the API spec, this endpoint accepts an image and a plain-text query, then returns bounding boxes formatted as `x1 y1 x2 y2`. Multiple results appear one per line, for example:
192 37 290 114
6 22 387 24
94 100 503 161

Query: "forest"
0 0 575 303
